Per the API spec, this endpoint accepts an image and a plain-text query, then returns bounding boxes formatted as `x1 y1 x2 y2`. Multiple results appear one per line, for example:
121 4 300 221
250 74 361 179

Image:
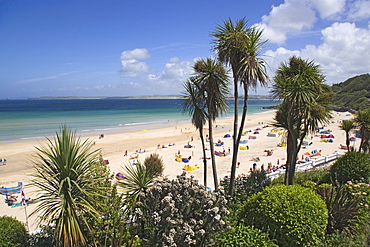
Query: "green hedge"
0 216 28 247
330 152 370 184
240 185 328 247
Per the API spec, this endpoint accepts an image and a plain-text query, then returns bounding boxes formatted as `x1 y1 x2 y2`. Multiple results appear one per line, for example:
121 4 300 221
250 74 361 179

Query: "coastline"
0 110 357 231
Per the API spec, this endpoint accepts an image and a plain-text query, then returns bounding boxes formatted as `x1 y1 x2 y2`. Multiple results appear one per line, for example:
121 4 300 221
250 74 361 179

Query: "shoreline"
0 110 357 231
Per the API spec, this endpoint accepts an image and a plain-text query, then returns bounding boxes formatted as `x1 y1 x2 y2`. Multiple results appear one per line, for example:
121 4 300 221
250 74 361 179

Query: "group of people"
0 158 6 165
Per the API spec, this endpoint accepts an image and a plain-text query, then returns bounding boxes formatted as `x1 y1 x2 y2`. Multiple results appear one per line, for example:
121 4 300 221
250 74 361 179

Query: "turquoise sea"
0 99 278 144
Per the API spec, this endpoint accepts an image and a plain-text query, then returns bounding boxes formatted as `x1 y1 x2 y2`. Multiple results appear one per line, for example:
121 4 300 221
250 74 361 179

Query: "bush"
272 168 330 185
133 173 229 246
330 152 370 184
0 216 28 247
214 225 278 247
144 153 165 177
240 185 328 247
315 230 367 247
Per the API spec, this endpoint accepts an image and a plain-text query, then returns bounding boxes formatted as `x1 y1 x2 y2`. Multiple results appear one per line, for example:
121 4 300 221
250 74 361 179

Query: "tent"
224 134 231 138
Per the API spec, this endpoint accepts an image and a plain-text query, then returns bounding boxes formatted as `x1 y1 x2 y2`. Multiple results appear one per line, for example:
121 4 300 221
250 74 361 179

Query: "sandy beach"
0 110 358 232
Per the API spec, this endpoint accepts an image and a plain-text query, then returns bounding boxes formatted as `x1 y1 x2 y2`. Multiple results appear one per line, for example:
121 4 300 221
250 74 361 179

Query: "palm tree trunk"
199 128 208 188
345 131 350 151
285 133 299 185
208 120 218 191
229 87 249 195
230 77 239 194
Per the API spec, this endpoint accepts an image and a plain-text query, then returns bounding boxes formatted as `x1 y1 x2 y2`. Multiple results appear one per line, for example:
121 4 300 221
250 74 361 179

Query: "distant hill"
331 74 370 112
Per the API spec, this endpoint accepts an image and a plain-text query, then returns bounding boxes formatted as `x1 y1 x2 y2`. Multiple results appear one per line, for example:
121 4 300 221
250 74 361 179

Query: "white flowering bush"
133 172 229 246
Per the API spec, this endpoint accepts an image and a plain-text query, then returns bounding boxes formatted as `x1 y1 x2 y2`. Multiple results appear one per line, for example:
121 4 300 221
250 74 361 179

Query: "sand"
0 111 358 232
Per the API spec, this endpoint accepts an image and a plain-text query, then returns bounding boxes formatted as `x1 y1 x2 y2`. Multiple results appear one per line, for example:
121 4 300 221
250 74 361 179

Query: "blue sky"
1 0 369 99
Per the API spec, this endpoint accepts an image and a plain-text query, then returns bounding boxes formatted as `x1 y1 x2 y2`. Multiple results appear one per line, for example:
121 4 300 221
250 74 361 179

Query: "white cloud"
120 59 149 77
257 0 317 44
262 22 370 86
310 0 346 18
146 59 193 89
120 48 150 60
348 0 370 20
120 48 150 77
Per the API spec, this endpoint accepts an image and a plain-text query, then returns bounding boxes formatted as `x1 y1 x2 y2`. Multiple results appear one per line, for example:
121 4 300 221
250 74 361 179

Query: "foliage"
339 120 355 151
181 79 208 187
240 184 328 247
271 56 333 185
314 230 367 247
28 225 57 247
354 109 370 153
212 18 269 196
272 168 331 185
0 216 28 247
214 225 278 247
133 172 229 246
117 161 157 203
329 151 370 184
331 74 370 111
144 153 165 177
221 170 271 202
30 125 108 246
316 183 364 234
190 57 230 191
220 170 271 223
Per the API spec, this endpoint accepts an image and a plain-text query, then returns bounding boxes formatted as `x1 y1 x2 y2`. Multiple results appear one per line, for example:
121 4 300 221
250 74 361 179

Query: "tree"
30 125 108 246
144 153 165 177
354 109 370 153
212 18 268 195
191 57 230 190
181 79 208 187
0 216 28 247
271 56 332 185
339 119 355 151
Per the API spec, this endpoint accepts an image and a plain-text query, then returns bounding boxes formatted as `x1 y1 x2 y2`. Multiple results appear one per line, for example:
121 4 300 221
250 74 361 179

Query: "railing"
267 152 343 180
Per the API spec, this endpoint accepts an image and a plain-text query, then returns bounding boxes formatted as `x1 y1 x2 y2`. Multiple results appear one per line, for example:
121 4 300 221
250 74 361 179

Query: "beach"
0 110 357 232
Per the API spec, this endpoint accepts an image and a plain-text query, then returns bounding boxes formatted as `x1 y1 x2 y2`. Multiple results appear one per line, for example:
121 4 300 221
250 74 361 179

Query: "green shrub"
215 225 278 247
0 216 28 247
134 173 229 246
272 168 330 185
240 185 328 247
144 153 165 177
330 152 370 184
314 230 367 247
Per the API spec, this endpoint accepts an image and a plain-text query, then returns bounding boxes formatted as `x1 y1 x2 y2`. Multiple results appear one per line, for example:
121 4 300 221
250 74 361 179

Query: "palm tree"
339 120 355 151
271 56 332 185
181 79 208 187
31 125 106 246
354 109 370 153
212 19 269 195
192 57 230 190
117 161 157 202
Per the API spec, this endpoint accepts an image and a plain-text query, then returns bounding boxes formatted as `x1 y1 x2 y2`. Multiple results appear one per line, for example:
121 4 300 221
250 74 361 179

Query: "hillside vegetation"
331 74 370 111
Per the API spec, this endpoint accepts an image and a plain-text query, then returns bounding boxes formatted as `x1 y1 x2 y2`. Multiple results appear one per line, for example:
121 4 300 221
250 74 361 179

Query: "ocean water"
0 99 278 144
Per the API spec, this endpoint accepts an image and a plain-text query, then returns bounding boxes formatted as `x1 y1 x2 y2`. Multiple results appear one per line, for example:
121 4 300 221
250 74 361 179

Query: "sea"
0 98 279 144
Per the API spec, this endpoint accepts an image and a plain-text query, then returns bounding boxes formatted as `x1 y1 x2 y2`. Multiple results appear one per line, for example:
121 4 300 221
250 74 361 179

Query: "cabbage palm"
31 125 106 246
212 19 268 195
339 119 355 151
354 109 370 153
117 161 157 202
192 57 230 190
271 56 332 185
181 79 208 188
